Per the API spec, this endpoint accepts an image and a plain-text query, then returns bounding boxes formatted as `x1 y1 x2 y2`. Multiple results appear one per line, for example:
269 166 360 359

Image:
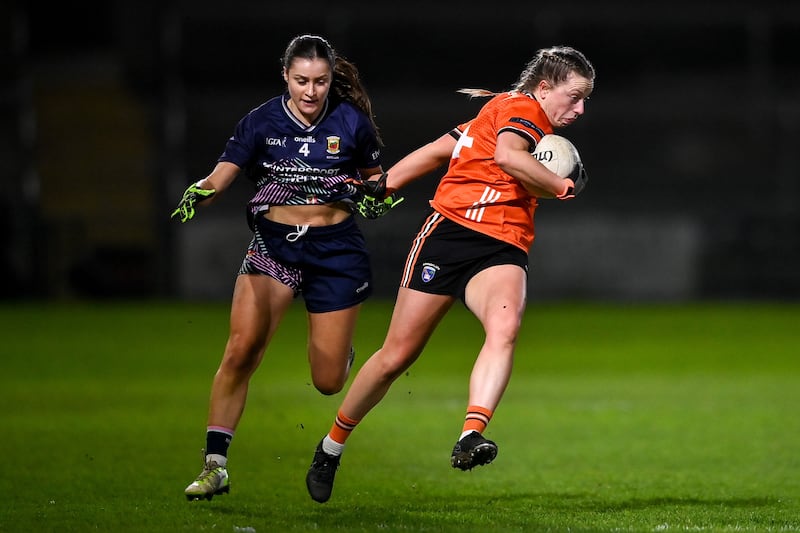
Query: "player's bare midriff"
264 202 352 227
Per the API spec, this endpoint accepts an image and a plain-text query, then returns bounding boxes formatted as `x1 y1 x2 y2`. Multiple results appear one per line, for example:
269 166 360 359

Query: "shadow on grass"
532 492 777 511
196 491 782 532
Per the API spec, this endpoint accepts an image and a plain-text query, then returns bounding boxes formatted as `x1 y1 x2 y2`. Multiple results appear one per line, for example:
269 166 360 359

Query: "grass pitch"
1 300 798 532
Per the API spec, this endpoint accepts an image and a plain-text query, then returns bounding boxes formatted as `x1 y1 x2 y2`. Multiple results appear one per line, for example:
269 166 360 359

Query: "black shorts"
240 215 372 313
400 210 528 298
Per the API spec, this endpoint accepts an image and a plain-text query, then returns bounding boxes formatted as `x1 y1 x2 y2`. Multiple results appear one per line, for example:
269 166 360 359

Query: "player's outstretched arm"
170 162 240 222
348 133 453 219
383 133 455 193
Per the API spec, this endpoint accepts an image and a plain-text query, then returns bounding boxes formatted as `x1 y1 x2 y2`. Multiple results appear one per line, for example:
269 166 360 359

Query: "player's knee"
312 375 345 395
373 347 416 381
219 348 261 377
484 317 521 346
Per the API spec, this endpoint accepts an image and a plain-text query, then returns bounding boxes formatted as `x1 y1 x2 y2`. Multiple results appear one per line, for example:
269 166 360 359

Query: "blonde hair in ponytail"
457 45 595 99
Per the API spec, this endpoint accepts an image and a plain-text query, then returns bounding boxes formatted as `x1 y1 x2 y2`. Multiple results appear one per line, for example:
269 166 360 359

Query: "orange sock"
329 409 360 445
462 405 493 435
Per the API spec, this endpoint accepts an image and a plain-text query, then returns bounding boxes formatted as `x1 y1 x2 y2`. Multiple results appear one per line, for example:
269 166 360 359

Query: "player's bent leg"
450 266 524 471
305 289 455 502
308 306 361 395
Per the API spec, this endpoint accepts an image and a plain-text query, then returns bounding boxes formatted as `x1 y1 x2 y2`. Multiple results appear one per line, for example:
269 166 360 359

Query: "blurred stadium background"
3 0 798 302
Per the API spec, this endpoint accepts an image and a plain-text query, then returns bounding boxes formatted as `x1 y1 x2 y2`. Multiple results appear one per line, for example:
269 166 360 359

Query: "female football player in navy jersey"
175 34 387 501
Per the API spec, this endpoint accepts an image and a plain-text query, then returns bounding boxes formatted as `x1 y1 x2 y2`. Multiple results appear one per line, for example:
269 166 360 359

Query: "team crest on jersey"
421 262 440 283
326 136 341 154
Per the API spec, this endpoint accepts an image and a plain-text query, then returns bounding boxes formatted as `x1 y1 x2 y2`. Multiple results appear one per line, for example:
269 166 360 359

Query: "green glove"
355 194 404 219
171 183 216 222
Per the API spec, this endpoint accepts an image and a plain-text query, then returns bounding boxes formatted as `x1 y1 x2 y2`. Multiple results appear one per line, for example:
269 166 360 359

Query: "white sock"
322 435 345 456
206 453 227 467
460 430 479 440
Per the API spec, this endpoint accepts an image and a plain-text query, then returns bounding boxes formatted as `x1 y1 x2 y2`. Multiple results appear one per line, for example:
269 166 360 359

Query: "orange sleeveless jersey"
429 91 553 252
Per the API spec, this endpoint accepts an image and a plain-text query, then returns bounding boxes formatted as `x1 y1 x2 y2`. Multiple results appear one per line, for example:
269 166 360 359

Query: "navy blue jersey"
218 93 382 220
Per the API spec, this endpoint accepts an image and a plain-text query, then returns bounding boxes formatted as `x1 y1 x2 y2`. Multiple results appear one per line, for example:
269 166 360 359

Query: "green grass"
1 300 798 532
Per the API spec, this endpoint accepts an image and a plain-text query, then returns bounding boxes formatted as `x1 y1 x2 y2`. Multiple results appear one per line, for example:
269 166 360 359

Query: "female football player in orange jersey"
305 45 595 503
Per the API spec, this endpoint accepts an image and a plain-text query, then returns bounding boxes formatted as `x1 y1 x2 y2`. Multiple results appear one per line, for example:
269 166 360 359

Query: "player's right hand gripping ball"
355 194 404 219
171 183 216 222
532 134 588 200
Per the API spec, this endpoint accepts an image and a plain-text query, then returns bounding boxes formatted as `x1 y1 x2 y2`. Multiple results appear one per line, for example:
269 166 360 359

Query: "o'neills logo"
326 136 341 154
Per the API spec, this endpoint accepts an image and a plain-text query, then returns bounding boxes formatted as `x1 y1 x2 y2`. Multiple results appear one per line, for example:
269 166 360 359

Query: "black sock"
206 430 233 457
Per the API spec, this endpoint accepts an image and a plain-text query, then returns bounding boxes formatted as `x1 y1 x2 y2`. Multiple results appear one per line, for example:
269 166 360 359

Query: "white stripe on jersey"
465 186 501 222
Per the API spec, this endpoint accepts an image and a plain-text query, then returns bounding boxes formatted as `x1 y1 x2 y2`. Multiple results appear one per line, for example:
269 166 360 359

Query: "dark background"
3 0 799 301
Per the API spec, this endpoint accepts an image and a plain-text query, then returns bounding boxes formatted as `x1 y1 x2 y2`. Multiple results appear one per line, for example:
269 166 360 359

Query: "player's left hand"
171 182 216 222
355 193 404 219
555 178 576 201
346 172 389 199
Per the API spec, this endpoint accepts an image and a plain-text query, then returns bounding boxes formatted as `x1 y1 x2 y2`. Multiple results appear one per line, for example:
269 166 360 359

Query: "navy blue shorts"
400 210 528 299
239 215 373 313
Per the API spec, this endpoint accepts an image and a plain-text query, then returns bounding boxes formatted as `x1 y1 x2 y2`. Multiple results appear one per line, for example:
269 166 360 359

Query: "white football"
532 134 587 195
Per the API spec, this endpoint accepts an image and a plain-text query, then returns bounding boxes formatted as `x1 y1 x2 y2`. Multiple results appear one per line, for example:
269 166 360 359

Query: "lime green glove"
355 194 404 219
171 182 216 222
